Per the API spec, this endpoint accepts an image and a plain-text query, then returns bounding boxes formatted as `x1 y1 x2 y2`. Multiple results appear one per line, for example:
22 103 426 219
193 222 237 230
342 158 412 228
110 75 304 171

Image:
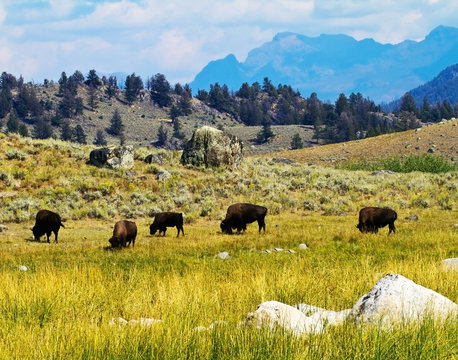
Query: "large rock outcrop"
180 126 243 168
246 274 457 336
89 146 134 169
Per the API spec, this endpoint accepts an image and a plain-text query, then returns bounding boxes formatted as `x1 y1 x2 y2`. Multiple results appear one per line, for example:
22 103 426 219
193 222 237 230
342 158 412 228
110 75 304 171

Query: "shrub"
341 154 457 173
6 149 27 160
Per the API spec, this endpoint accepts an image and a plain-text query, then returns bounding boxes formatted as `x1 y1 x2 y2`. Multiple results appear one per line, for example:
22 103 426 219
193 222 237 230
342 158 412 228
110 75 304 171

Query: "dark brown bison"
109 220 137 248
149 212 184 237
32 209 65 243
356 207 397 235
220 203 267 234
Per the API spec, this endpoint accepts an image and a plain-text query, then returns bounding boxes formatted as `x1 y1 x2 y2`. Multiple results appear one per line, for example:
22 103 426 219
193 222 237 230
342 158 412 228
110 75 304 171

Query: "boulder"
246 274 457 336
246 301 329 335
156 169 171 182
89 146 134 169
144 153 165 165
348 274 458 325
180 126 243 168
442 258 458 271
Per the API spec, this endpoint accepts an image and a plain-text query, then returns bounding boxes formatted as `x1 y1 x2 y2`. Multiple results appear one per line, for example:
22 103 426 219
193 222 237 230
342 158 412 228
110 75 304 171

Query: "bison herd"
30 204 398 248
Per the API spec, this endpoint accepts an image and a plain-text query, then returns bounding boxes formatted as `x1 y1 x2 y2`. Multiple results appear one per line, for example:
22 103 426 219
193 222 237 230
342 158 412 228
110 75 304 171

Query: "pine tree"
73 125 87 144
6 113 19 133
256 118 274 144
60 121 73 141
18 123 29 137
93 129 107 146
150 73 171 107
87 85 98 110
172 118 185 139
33 118 53 139
107 109 124 136
290 133 304 149
156 123 168 146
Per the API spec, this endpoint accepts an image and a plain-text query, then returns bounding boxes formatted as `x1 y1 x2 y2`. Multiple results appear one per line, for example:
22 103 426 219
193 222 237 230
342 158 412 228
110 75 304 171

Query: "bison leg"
54 230 59 243
46 231 52 243
388 223 396 235
258 219 266 233
177 226 184 237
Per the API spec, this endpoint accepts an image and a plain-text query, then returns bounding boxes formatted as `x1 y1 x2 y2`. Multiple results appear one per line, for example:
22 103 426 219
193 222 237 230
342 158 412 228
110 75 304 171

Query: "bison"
220 203 267 234
109 220 137 248
32 209 65 243
149 212 184 237
356 207 397 235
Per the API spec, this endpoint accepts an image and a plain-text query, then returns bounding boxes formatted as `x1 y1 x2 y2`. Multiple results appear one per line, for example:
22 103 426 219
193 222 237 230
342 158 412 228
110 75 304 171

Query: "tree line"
1 70 457 148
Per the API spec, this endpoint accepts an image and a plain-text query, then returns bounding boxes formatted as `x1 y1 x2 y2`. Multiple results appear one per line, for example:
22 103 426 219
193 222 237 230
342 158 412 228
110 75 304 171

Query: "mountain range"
190 26 458 104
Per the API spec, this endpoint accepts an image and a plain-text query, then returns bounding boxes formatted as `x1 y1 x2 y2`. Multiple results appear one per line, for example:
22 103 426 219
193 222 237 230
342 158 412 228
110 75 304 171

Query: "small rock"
271 157 297 165
156 170 171 182
442 258 458 271
371 170 396 176
217 251 230 260
19 265 28 271
264 249 271 254
405 214 419 221
428 147 435 153
0 224 7 232
299 244 308 250
109 317 128 326
415 128 421 132
287 249 295 253
274 248 284 252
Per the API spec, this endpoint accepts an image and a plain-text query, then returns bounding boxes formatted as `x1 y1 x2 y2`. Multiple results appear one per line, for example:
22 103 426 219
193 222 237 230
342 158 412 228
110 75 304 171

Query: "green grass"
0 211 457 359
340 154 458 173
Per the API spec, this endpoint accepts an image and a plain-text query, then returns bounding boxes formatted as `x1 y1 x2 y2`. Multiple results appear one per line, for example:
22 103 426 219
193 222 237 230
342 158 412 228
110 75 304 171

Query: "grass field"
1 130 457 359
0 210 457 359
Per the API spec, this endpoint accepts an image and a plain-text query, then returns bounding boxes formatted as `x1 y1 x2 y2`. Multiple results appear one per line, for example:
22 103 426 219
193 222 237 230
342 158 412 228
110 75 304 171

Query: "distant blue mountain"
191 26 458 103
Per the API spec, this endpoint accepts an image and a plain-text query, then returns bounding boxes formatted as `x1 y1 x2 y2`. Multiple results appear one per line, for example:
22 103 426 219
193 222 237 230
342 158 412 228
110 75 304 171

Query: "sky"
0 0 457 85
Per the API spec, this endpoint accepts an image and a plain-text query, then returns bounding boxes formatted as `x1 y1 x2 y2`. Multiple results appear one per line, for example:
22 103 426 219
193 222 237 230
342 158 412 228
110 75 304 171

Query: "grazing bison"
356 207 397 235
109 220 137 248
220 203 267 234
32 209 65 243
149 212 184 237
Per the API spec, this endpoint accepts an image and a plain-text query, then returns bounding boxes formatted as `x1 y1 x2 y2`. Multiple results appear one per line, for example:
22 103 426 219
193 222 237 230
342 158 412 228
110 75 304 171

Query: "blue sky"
0 0 456 85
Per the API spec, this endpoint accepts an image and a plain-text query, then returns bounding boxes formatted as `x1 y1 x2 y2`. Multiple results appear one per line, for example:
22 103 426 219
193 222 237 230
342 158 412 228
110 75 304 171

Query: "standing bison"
149 212 184 237
356 207 397 235
220 203 267 234
109 220 137 248
32 209 65 243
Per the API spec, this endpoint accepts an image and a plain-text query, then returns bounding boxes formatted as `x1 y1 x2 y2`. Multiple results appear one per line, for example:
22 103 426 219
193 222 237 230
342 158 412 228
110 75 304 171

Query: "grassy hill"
275 118 458 165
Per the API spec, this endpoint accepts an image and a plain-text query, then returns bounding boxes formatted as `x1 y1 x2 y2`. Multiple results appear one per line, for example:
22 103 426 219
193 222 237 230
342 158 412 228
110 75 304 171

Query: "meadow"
0 133 457 359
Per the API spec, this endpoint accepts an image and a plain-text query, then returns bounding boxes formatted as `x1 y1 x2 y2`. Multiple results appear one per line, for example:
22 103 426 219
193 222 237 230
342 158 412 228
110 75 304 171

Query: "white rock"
217 251 230 260
287 249 295 253
246 300 327 335
442 258 458 271
274 248 283 252
0 224 7 232
264 249 271 254
299 243 308 250
110 317 160 327
348 274 458 326
19 265 28 271
109 317 128 326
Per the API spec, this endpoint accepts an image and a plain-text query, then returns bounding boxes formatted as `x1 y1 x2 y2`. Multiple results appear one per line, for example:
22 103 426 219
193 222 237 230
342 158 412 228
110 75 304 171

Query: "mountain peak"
191 26 458 102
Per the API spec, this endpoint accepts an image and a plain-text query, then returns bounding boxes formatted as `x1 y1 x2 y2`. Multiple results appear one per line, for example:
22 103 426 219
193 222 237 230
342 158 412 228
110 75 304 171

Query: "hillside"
275 118 458 165
386 64 458 112
191 26 458 102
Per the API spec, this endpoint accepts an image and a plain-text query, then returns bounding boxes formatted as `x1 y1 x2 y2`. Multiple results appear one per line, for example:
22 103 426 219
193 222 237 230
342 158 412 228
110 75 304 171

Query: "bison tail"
60 221 65 228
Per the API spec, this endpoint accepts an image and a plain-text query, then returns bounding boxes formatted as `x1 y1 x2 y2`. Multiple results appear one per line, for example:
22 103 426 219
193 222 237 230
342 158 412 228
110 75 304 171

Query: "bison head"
109 236 122 248
149 224 157 236
220 220 232 234
32 226 41 241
